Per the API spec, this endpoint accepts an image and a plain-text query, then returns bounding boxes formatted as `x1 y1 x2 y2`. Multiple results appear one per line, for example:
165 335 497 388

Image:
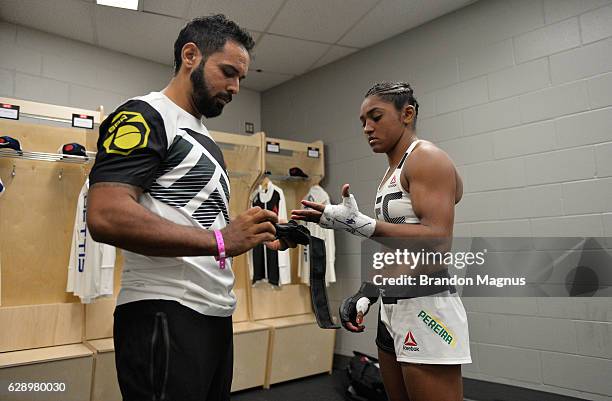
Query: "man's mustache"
217 93 232 103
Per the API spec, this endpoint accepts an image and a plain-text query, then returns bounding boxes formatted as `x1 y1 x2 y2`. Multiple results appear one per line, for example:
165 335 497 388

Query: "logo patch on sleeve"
103 111 150 155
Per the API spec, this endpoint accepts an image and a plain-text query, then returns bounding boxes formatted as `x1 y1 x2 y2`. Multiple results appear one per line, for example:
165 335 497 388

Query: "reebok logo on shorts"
417 310 457 347
402 331 419 352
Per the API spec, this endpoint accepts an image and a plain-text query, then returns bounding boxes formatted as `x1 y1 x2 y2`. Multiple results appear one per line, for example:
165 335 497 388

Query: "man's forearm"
88 198 218 257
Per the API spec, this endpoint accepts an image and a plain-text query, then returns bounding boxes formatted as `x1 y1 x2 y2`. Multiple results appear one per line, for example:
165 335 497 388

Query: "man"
87 15 288 401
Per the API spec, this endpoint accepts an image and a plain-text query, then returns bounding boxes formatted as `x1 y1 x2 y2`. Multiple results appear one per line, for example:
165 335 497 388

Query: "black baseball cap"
60 143 87 157
289 167 309 178
0 136 22 152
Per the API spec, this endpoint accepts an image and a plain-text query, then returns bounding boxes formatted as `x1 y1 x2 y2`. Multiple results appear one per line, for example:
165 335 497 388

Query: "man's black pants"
113 300 233 401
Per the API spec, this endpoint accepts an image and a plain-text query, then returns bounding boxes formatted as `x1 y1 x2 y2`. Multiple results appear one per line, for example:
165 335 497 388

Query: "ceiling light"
96 0 139 11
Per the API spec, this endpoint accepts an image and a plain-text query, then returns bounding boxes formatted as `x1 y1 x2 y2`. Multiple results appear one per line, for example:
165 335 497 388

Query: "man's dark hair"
173 14 255 74
365 82 420 127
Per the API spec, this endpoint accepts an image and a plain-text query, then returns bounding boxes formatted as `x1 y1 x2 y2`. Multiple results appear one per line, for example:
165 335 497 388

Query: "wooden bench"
0 344 94 401
257 313 335 387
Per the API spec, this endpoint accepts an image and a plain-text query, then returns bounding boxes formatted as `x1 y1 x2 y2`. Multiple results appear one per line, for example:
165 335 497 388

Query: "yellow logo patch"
103 111 150 155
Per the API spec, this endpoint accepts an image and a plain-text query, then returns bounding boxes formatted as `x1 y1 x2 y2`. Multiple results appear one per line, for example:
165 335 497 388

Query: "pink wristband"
213 230 226 270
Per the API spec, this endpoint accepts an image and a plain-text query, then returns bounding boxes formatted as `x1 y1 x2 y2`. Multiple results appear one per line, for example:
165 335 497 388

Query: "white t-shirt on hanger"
66 179 116 303
298 185 336 286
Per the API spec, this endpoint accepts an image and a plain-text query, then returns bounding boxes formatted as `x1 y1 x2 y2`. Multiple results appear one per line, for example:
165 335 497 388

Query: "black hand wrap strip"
275 220 310 245
339 282 380 330
275 220 339 329
309 236 340 329
359 282 381 303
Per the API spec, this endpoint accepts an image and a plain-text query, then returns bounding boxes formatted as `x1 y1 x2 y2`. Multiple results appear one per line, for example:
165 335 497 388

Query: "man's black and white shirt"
89 92 234 317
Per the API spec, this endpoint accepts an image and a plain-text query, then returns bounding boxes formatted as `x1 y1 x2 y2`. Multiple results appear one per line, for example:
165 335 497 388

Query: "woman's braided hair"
365 82 419 127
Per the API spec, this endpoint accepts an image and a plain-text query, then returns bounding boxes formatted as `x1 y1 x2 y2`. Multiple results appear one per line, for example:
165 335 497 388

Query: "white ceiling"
0 0 474 92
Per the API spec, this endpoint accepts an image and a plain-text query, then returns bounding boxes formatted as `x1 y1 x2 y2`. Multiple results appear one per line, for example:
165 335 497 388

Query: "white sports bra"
374 140 421 224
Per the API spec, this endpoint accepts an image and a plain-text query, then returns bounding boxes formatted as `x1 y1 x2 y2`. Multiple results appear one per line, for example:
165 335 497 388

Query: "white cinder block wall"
0 21 261 134
262 1 612 399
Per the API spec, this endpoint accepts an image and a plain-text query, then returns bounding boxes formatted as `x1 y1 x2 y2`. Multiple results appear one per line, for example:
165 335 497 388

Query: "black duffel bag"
345 351 388 401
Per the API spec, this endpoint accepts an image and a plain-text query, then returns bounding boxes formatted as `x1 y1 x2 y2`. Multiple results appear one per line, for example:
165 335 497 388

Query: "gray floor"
231 369 350 401
231 368 476 401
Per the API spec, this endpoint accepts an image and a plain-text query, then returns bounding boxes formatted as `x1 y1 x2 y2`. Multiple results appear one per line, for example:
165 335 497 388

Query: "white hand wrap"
319 194 376 238
356 297 372 315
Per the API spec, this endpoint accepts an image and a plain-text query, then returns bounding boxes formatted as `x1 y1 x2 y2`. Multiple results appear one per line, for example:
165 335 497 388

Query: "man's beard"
190 61 231 118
